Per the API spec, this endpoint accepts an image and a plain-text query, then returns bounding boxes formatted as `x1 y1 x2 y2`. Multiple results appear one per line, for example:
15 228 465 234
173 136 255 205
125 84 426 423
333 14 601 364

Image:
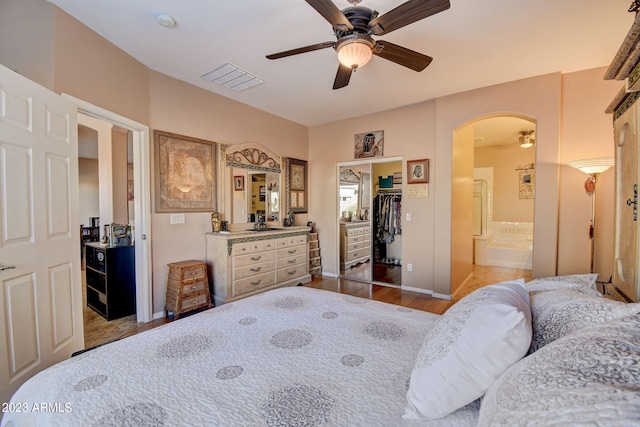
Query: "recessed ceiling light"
201 63 265 92
156 13 176 28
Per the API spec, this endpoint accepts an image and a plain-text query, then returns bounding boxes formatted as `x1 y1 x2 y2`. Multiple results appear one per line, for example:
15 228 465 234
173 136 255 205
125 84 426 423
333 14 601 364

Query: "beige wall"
475 143 536 222
451 125 475 293
78 158 99 226
559 68 620 280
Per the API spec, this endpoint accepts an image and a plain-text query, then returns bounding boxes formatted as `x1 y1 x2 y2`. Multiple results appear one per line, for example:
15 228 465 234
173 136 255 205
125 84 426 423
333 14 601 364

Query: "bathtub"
485 231 533 270
474 228 533 270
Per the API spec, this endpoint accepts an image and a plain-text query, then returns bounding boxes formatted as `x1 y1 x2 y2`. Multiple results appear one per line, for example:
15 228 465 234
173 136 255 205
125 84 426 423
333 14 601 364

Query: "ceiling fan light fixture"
336 35 375 69
518 130 535 148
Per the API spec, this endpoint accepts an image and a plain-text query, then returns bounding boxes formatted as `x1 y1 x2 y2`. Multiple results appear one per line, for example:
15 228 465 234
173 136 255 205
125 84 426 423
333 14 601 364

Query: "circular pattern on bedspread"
156 334 214 358
273 296 306 310
261 384 335 427
74 374 108 391
269 329 313 349
239 316 257 326
216 365 243 380
322 311 338 319
361 320 406 341
94 402 167 427
397 307 413 313
341 354 365 367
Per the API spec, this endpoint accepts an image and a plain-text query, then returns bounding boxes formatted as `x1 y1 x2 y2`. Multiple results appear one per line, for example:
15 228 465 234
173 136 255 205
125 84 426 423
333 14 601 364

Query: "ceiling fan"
266 0 450 89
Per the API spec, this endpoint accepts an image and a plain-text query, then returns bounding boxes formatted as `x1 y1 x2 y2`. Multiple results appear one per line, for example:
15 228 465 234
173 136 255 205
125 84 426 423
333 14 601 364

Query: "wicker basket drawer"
309 248 320 258
233 272 276 296
309 240 319 249
180 279 207 295
181 264 205 281
180 293 209 311
309 256 321 268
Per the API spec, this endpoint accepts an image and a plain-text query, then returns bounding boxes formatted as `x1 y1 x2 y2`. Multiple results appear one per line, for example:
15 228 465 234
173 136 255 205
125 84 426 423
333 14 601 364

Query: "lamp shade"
567 157 614 175
337 40 373 69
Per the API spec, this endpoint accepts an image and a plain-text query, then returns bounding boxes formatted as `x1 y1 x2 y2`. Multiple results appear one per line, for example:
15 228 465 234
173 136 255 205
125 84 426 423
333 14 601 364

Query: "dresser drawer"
276 264 306 282
275 235 307 249
346 228 358 237
180 279 207 295
346 250 362 262
276 253 307 269
180 293 209 311
277 245 306 259
234 260 275 280
233 272 276 296
234 251 276 268
347 241 360 252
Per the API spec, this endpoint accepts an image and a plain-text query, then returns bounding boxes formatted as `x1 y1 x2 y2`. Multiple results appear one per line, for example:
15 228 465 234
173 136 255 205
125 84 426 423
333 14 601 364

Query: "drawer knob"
288 259 296 264
250 267 262 272
251 256 262 261
288 250 296 254
288 270 297 275
251 279 262 286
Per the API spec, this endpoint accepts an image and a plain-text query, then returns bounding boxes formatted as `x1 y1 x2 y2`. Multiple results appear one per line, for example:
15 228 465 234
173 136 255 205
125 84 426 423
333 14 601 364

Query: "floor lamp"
567 157 614 274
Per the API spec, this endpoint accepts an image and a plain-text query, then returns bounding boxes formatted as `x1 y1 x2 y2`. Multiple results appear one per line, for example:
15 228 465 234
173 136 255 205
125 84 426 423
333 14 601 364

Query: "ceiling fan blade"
333 64 353 90
372 40 433 71
368 0 450 35
305 0 353 31
266 41 336 60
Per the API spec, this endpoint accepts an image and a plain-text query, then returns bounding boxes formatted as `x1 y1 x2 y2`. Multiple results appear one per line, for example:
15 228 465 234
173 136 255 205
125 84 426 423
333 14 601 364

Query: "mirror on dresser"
222 142 282 227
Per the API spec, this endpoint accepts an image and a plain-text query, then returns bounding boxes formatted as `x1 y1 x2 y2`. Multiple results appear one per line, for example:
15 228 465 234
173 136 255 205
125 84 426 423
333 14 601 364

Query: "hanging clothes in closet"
373 192 402 262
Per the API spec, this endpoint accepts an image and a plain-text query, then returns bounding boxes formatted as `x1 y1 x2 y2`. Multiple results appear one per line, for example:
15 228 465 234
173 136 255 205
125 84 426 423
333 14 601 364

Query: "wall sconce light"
567 157 614 273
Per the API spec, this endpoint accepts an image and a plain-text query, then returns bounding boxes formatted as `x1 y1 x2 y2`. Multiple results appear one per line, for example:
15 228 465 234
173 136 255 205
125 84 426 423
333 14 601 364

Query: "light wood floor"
84 265 532 349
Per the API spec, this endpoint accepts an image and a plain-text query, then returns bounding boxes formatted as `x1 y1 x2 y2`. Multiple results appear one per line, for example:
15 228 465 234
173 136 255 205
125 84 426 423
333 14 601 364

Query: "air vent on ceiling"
201 63 265 92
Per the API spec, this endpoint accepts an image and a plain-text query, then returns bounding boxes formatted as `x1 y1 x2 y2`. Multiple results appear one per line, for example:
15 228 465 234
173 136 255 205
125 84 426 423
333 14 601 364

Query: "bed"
3 275 640 426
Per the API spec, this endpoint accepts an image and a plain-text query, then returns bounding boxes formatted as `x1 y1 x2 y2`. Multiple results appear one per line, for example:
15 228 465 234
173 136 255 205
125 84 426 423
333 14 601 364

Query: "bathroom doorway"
451 115 536 292
471 116 536 271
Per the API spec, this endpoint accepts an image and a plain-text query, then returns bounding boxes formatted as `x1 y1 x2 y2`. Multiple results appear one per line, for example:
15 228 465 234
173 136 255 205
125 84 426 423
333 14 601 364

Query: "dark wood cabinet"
85 242 136 320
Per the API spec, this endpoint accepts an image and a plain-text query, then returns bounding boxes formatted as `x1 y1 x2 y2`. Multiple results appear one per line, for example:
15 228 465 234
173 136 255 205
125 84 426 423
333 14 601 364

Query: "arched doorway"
451 114 537 294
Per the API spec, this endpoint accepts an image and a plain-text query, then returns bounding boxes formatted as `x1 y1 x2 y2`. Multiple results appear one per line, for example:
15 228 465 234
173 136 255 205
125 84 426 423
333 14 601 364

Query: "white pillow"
404 279 532 420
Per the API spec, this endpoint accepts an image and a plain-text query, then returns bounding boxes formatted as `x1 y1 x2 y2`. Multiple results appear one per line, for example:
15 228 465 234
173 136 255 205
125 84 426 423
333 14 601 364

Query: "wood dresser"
339 221 371 270
206 227 312 305
165 260 211 318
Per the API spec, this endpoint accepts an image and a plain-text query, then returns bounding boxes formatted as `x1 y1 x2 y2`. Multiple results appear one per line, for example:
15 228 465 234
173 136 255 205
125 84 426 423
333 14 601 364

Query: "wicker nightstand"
165 260 211 318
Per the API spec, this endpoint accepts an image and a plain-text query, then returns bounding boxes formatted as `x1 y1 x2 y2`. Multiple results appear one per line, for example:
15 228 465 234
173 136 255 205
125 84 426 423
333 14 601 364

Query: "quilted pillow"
404 279 531 420
479 314 640 426
526 273 599 294
528 288 640 353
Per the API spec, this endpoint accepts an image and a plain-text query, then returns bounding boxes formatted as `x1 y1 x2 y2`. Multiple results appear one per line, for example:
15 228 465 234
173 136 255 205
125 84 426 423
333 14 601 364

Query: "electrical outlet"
406 212 412 221
407 263 413 272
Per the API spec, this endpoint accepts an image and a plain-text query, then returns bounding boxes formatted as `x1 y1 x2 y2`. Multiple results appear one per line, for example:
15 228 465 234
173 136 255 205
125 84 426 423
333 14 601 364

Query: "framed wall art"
407 159 429 184
154 130 217 213
354 130 384 159
285 157 307 213
233 175 244 191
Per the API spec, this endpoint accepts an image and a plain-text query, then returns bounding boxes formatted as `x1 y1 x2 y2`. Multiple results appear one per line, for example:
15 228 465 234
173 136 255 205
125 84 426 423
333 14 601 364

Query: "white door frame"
63 95 152 323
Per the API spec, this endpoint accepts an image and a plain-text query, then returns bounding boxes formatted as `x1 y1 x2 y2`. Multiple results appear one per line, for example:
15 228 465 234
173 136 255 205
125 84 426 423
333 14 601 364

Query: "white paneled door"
0 64 83 405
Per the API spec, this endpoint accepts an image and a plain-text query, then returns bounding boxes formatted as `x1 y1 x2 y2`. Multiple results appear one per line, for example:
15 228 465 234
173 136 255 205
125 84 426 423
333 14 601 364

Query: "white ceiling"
49 0 633 127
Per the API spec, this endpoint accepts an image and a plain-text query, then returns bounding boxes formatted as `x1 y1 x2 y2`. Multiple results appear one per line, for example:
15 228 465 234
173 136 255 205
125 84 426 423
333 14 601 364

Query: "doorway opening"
452 115 536 292
64 95 153 349
337 156 403 287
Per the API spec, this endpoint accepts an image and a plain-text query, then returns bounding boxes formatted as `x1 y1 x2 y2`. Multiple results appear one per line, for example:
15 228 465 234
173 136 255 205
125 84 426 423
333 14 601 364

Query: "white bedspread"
2 287 480 426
